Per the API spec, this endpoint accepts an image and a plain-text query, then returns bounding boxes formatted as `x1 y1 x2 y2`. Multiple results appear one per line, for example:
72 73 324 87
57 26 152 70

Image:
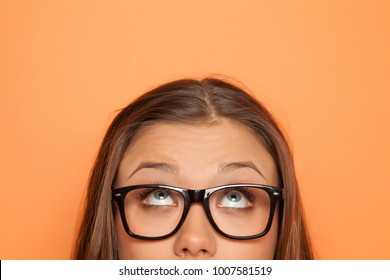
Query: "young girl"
74 77 313 259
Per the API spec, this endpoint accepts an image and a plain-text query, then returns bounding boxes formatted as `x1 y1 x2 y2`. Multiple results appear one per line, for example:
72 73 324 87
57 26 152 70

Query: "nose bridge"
173 190 216 258
184 189 214 231
183 189 211 230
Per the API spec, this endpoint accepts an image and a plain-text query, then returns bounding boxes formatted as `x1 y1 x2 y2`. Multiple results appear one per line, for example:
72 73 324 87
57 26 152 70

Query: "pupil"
154 191 166 200
229 192 241 202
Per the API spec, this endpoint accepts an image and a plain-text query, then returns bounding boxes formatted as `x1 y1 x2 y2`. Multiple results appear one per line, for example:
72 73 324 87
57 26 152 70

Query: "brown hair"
73 77 313 259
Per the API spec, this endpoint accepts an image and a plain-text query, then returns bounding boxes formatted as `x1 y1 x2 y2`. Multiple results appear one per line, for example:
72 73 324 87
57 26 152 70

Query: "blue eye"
227 192 241 202
218 190 250 209
144 189 176 206
154 190 168 200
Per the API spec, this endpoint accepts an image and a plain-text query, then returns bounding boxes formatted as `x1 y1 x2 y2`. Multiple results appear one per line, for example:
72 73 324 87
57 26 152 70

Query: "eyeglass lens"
123 186 271 238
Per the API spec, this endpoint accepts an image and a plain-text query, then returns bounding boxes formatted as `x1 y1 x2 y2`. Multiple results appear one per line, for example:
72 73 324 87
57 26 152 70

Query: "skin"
114 119 279 259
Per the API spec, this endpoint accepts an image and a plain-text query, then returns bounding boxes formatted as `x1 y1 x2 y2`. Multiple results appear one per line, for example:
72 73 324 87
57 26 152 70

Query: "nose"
173 203 217 259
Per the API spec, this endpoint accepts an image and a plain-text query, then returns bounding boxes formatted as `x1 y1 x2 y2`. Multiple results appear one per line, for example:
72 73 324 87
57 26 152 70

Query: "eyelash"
137 182 166 201
138 188 154 201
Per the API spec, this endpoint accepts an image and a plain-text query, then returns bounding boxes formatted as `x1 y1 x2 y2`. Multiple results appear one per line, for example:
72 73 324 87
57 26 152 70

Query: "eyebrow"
128 161 178 179
218 161 267 182
128 160 267 182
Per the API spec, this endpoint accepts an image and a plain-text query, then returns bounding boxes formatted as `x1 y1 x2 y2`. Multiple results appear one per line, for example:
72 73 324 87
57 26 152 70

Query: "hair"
73 77 313 259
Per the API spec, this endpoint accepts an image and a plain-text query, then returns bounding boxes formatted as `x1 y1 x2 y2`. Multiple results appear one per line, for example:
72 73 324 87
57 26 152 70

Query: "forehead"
117 119 278 186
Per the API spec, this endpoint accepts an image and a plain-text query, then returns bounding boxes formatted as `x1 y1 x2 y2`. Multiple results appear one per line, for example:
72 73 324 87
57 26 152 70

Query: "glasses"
112 183 283 240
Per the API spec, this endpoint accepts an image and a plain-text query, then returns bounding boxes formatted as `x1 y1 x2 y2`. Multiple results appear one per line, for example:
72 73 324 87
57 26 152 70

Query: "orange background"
1 0 389 259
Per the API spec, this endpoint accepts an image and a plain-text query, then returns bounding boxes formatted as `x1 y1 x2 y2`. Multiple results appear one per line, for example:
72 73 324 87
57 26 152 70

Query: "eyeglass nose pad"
188 189 206 202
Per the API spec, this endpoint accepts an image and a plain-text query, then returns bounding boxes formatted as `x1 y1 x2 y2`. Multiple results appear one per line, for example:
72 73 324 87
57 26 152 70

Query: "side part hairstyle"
73 77 313 259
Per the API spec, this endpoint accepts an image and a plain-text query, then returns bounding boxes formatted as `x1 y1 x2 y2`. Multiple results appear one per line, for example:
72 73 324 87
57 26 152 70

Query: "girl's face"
115 119 279 259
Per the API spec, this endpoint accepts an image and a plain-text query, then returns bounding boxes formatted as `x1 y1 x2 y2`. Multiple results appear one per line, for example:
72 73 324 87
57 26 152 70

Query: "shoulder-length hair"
73 77 313 259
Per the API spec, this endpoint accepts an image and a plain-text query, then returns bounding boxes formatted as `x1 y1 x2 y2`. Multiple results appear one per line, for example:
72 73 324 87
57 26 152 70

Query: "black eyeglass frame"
112 183 283 240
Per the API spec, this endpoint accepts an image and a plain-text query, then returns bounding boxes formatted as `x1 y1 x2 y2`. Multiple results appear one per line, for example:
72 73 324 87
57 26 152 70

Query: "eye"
143 189 177 206
217 190 251 209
